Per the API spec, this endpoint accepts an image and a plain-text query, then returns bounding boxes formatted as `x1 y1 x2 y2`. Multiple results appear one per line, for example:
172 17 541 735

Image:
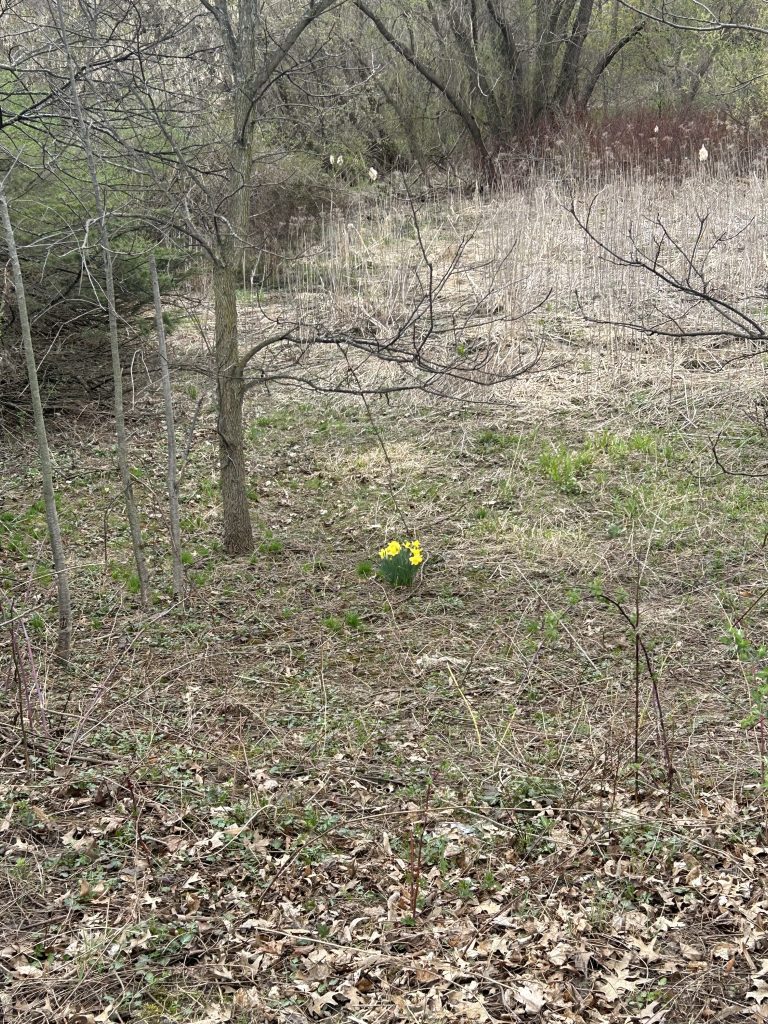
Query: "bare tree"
354 1 496 177
7 0 548 563
571 196 768 353
572 193 768 496
565 2 768 348
122 2 551 553
0 180 71 661
142 0 348 555
355 0 647 178
51 0 150 603
150 252 184 602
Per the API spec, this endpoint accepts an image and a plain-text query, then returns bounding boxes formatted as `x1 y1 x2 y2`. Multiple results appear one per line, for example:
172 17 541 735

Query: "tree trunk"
555 0 595 107
214 260 253 555
197 0 339 554
101 209 151 604
485 0 526 112
578 22 645 112
0 186 72 662
355 1 496 181
150 253 185 598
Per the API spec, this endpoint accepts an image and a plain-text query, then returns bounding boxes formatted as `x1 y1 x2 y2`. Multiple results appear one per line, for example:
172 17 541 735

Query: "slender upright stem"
0 186 72 661
149 253 184 601
633 586 640 801
53 0 150 603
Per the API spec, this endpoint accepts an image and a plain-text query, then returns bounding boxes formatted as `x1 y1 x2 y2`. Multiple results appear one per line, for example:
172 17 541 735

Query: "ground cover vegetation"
3 1 768 1022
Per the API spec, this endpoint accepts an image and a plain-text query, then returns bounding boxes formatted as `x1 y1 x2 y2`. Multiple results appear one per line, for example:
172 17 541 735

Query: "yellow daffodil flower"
376 538 424 585
379 540 402 559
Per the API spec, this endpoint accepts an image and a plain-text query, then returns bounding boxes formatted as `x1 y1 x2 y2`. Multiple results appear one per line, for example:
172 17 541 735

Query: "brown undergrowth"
3 175 768 1022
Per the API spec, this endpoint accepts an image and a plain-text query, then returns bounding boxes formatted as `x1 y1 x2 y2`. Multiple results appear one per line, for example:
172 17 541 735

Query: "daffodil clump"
377 538 423 587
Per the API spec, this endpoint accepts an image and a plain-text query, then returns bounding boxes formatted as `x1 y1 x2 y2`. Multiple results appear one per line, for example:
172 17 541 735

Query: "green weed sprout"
724 624 768 783
377 539 423 587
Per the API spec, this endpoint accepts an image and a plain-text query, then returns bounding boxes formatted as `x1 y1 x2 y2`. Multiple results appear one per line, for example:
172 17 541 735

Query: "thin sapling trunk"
0 184 72 661
53 0 150 603
149 253 184 601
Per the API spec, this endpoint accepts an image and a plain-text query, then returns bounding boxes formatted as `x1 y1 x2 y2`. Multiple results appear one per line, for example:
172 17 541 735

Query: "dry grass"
278 166 767 323
2 170 768 1023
